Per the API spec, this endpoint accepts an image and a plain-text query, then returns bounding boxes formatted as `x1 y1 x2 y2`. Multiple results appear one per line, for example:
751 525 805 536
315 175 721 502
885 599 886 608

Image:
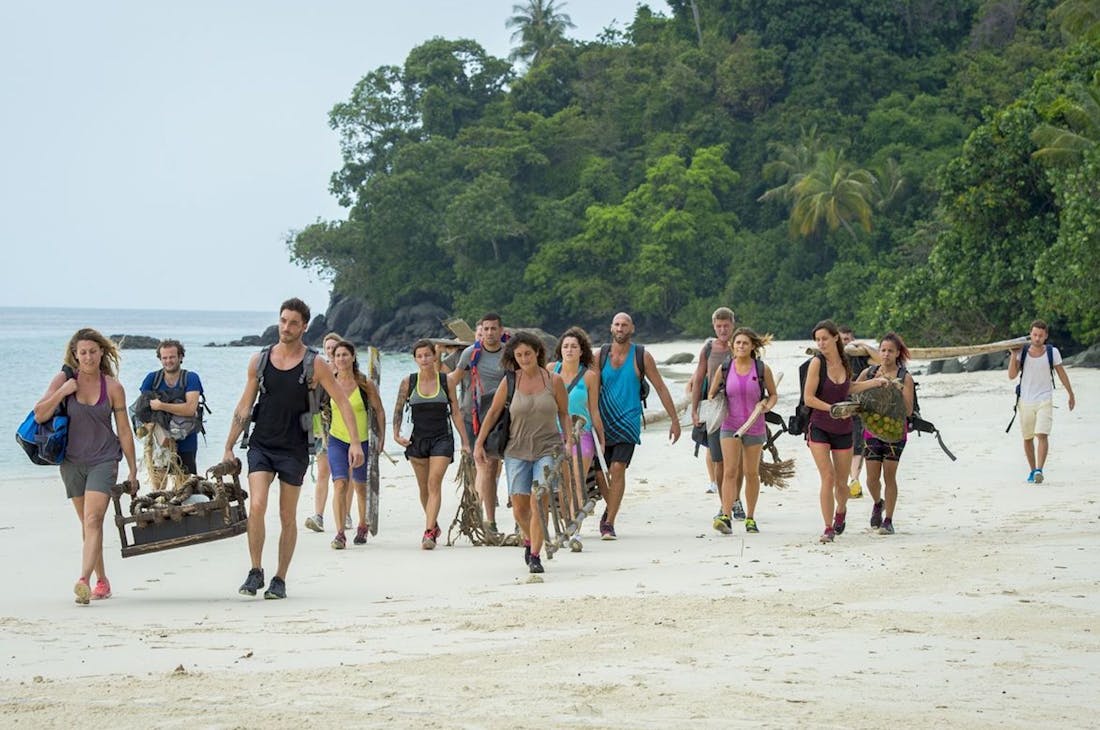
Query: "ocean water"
2 307 413 481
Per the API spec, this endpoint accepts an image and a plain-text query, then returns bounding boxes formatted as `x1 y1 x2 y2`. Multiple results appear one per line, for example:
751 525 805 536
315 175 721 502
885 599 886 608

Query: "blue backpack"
16 367 73 466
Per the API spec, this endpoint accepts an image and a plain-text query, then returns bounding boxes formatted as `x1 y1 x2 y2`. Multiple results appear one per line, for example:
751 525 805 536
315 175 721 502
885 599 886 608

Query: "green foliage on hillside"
291 0 1099 345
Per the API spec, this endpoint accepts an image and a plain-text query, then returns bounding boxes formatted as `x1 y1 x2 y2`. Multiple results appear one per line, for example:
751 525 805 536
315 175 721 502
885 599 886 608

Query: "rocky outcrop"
110 334 160 349
664 352 695 365
963 352 1008 372
1064 343 1100 368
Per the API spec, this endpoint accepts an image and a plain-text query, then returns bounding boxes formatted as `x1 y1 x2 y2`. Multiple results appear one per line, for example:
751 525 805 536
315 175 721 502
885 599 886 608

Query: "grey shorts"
707 429 723 462
60 460 118 499
719 431 767 447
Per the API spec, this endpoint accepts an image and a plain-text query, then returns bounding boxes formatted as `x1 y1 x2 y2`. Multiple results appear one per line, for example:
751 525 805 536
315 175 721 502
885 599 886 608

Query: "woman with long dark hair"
546 327 604 513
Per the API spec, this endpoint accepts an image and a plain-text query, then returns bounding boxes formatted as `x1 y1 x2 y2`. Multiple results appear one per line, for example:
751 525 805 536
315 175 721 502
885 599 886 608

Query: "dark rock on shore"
110 334 159 349
963 352 1008 372
929 358 964 375
664 352 694 365
1064 343 1100 368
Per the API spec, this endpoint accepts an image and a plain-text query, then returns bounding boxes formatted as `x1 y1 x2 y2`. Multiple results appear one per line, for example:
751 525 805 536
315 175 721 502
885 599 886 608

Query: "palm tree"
788 149 877 240
1031 73 1100 166
506 0 576 66
757 126 824 205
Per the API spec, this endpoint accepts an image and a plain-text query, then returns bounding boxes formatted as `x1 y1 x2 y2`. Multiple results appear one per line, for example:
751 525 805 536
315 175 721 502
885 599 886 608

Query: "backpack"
867 364 956 461
598 344 651 407
17 366 74 466
241 345 322 454
716 358 785 429
787 354 826 436
1005 344 1055 432
147 369 210 441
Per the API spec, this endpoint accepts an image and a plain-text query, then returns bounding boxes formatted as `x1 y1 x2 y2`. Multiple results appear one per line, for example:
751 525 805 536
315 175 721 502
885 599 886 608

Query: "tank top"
329 382 369 445
599 346 642 445
65 375 122 466
808 362 852 434
505 371 560 461
251 357 310 457
721 361 765 436
553 363 592 432
407 371 450 439
702 339 730 393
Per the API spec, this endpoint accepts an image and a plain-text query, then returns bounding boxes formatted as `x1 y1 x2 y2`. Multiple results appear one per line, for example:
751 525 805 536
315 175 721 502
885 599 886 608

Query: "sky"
0 1 650 313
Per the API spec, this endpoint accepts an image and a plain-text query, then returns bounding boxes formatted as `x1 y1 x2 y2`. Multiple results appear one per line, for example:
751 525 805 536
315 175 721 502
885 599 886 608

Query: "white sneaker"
705 481 718 494
344 514 353 530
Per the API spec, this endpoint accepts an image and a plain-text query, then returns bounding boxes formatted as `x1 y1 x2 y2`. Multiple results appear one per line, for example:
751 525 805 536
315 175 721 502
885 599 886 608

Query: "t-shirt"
455 344 506 419
140 369 203 453
1019 346 1062 403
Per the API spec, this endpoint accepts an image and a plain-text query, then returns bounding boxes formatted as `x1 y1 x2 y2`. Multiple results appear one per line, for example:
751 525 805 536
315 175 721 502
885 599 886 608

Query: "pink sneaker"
74 578 91 605
92 579 112 600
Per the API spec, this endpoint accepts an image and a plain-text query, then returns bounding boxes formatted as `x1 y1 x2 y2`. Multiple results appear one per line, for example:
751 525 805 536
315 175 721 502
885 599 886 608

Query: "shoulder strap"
756 359 766 401
256 346 272 394
1047 344 1056 388
599 344 610 370
702 338 714 364
566 369 585 393
152 368 166 391
815 354 827 397
635 344 646 378
504 371 516 406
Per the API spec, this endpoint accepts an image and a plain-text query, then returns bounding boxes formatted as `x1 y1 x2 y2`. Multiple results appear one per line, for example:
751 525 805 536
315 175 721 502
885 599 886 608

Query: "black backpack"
787 354 826 436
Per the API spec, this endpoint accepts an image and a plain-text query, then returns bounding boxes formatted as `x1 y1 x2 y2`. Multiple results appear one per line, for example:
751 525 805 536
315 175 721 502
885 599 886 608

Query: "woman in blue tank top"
34 328 138 605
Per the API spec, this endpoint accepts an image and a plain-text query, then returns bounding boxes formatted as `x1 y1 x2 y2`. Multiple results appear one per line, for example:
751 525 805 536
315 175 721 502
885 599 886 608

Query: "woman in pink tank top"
34 328 138 604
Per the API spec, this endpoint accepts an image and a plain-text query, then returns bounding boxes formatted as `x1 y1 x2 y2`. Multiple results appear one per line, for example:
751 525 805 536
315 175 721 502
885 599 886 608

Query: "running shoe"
331 532 347 550
92 579 112 600
74 577 91 605
705 481 718 494
353 525 368 545
833 511 847 535
239 568 264 596
745 518 759 533
524 541 531 565
819 527 836 543
1027 469 1037 483
1033 469 1044 484
849 479 863 498
713 513 733 535
878 519 895 535
304 514 324 532
528 555 544 574
344 514 353 530
732 500 746 521
431 523 442 541
264 576 287 600
602 524 617 541
422 530 436 550
870 499 885 529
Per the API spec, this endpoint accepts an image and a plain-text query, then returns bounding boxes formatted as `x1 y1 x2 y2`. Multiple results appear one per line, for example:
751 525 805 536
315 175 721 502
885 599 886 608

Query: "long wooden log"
806 336 1030 361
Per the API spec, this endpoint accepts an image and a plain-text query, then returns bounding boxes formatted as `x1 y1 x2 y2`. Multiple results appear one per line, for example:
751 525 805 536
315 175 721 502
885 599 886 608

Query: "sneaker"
344 514 353 530
304 514 324 532
74 577 91 605
599 510 608 530
870 499 884 529
1033 469 1044 484
431 523 441 541
713 513 733 535
1027 469 1037 483
524 541 531 565
331 532 347 550
878 519 895 535
705 481 718 494
819 527 836 543
528 555 544 574
745 517 759 533
487 521 499 534
833 511 847 535
602 524 617 541
92 579 112 600
264 576 287 600
239 568 265 596
849 479 863 498
732 500 746 521
422 530 436 550
353 525 368 545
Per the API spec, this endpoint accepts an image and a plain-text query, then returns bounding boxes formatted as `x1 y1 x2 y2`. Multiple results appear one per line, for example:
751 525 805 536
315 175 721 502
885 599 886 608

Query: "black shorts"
247 445 308 487
604 442 636 467
864 437 905 462
851 416 866 452
178 450 198 476
808 426 854 451
406 433 455 461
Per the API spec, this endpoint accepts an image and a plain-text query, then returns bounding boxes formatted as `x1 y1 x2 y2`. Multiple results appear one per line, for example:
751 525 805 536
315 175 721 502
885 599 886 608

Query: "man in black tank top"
222 298 366 600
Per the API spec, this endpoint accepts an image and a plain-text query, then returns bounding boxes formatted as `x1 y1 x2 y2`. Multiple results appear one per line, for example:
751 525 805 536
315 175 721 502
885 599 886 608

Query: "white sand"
1 341 1097 728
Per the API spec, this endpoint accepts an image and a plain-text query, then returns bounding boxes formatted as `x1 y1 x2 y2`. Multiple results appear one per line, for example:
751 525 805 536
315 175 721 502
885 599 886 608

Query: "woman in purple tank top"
34 328 138 605
803 320 889 544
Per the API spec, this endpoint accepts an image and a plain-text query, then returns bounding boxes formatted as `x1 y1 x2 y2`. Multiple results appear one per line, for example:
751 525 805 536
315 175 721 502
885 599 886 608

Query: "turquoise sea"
2 307 411 481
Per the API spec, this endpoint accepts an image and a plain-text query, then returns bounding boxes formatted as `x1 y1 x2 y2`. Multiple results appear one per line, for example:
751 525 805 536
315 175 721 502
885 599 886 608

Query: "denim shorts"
328 435 369 483
504 454 557 496
60 460 118 499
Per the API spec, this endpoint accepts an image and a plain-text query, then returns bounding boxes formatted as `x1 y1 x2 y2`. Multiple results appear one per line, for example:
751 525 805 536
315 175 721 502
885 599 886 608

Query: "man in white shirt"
1007 319 1076 483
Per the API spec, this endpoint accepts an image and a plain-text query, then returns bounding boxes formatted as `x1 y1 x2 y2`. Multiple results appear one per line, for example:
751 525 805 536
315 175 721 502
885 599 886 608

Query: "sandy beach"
2 341 1097 729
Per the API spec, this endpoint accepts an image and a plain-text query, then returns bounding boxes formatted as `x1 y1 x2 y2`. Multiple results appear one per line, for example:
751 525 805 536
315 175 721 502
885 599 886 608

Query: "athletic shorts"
328 435 369 483
708 429 723 462
60 459 118 499
851 416 866 452
504 454 557 496
864 436 905 462
1018 400 1053 440
720 430 766 447
604 441 636 467
564 430 595 461
247 445 308 487
808 426 854 451
406 433 455 461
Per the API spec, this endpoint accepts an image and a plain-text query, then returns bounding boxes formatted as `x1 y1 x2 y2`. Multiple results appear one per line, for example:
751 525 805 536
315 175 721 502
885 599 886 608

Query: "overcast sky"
0 1 648 313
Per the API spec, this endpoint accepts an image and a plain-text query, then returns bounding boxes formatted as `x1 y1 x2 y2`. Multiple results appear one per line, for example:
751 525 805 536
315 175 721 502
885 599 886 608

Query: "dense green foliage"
291 1 1099 344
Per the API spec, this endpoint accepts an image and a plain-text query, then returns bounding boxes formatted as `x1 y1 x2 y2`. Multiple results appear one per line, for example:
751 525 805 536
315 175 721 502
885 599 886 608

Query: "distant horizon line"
0 305 278 315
